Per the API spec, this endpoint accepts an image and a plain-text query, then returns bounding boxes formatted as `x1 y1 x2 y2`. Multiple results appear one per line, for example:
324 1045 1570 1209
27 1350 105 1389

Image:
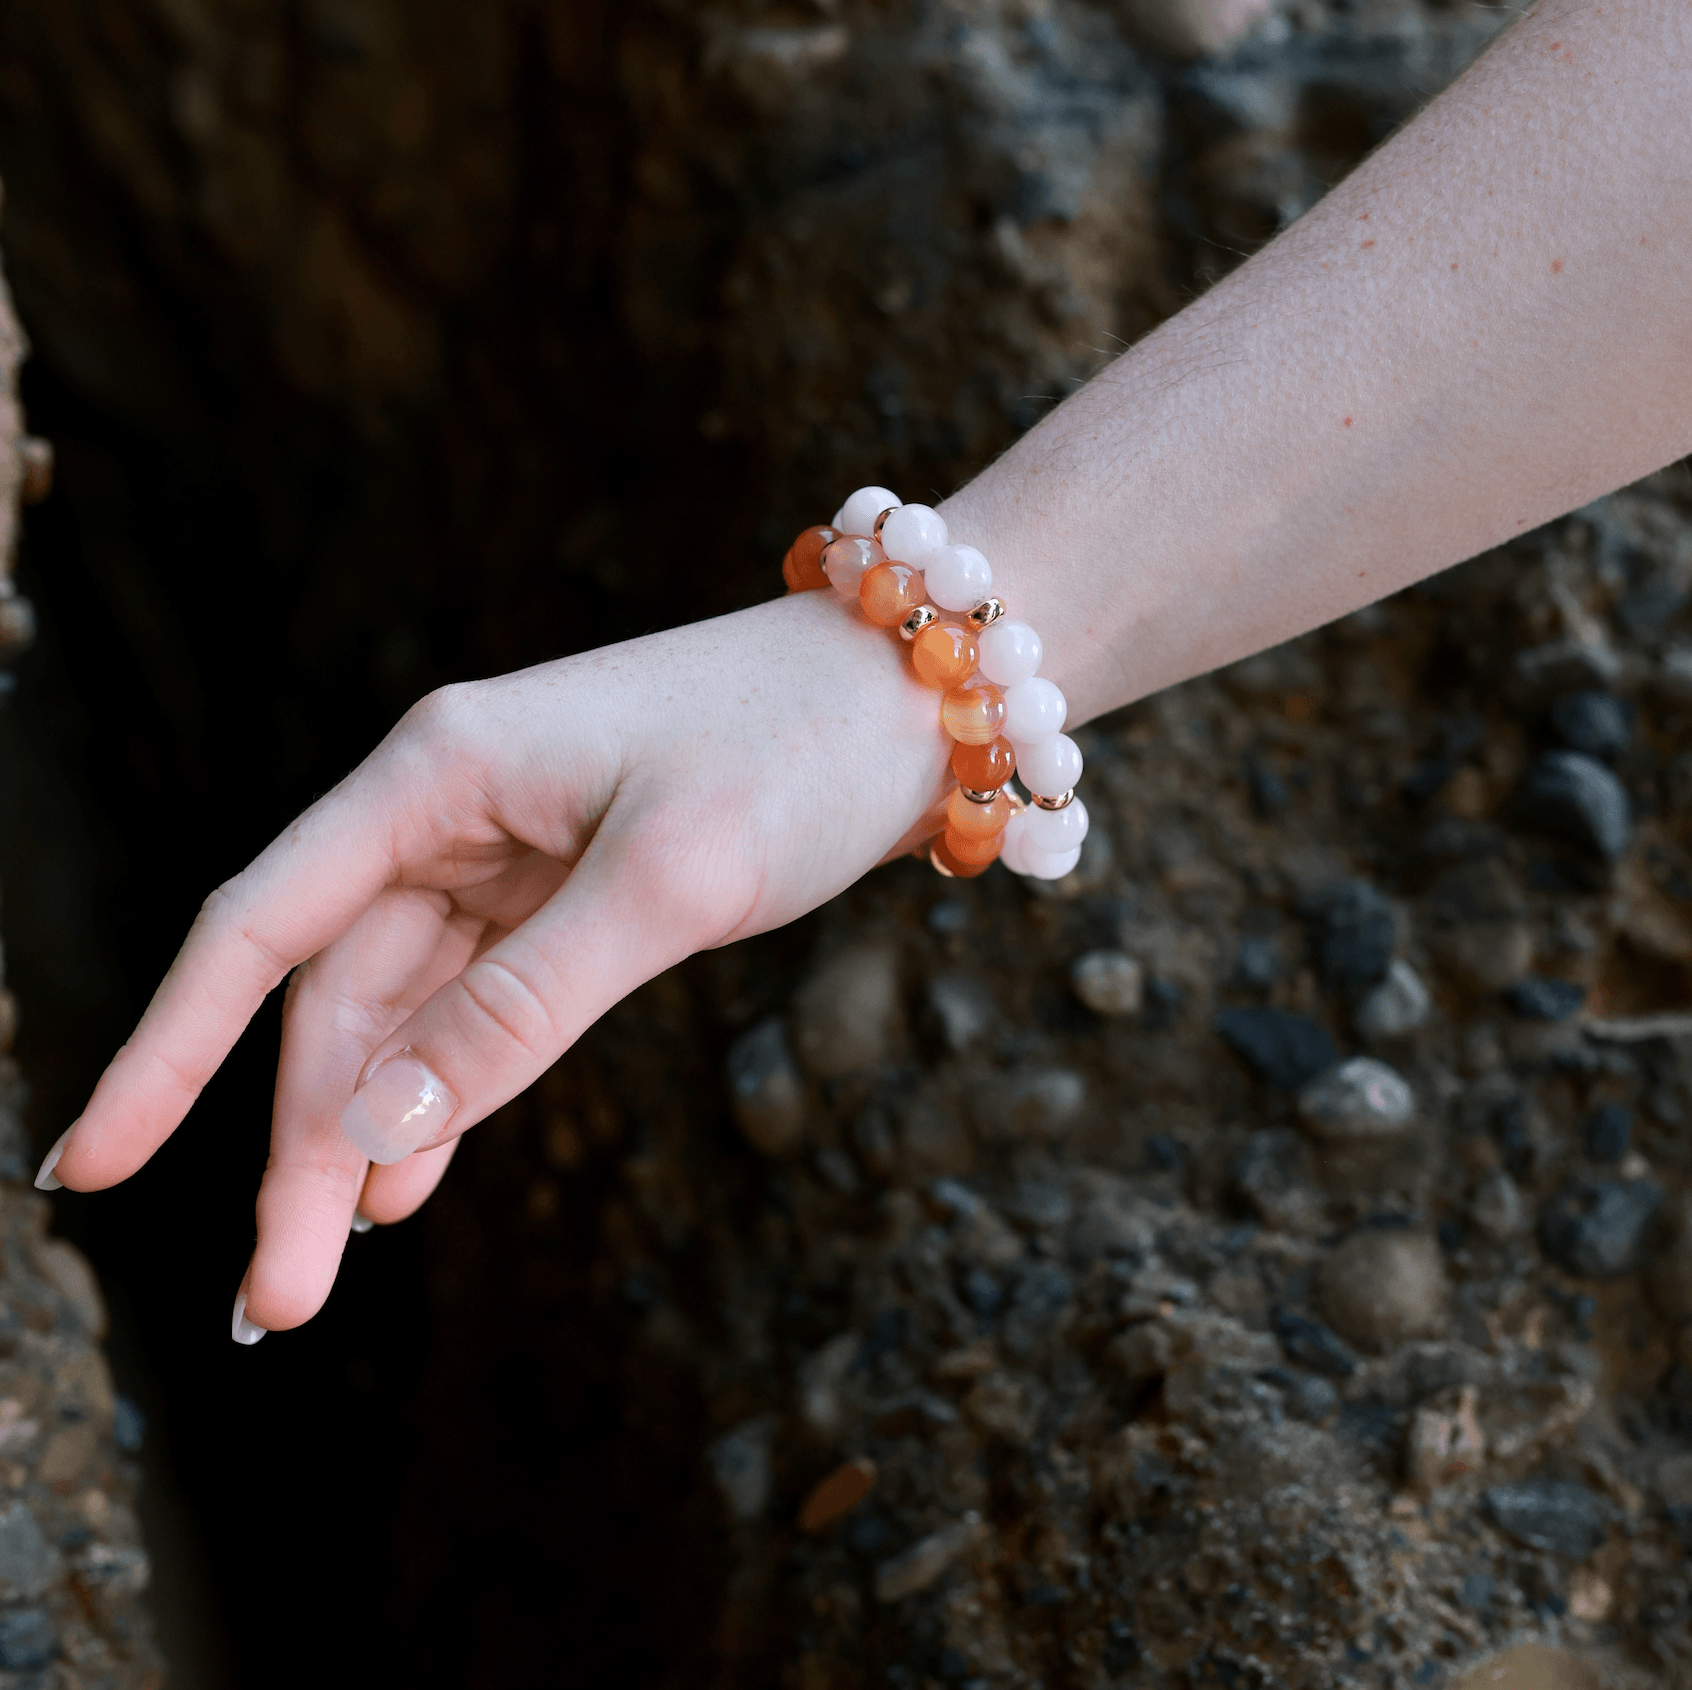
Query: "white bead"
926 544 991 612
830 506 845 529
1003 677 1066 741
1024 796 1088 852
977 618 1041 686
924 544 992 612
879 504 949 566
839 486 901 537
1000 810 1032 875
1014 732 1082 798
1024 842 1082 881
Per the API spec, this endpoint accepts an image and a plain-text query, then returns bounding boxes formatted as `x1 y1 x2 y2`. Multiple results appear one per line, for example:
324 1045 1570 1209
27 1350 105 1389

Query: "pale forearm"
945 0 1692 724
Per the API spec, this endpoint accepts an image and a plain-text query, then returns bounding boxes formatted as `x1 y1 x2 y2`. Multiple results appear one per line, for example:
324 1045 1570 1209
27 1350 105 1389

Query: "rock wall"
0 219 163 1690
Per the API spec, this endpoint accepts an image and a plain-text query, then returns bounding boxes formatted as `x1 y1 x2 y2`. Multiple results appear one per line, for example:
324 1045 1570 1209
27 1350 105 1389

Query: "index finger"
43 763 406 1192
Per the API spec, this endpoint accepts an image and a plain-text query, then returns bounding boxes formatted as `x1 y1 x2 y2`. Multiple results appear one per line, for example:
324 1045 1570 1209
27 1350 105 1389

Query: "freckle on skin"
1360 239 1376 249
1551 258 1563 274
1343 417 1353 427
1450 261 1459 271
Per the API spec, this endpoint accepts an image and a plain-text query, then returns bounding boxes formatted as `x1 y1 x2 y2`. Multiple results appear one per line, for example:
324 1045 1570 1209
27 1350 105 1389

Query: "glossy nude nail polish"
339 1053 459 1166
33 1127 72 1192
231 1292 266 1346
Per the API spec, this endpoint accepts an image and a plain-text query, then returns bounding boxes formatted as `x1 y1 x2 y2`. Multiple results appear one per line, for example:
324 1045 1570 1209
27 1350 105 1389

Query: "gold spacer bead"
928 844 956 878
873 506 900 540
899 604 938 641
960 786 1001 804
966 596 1006 631
1031 788 1074 810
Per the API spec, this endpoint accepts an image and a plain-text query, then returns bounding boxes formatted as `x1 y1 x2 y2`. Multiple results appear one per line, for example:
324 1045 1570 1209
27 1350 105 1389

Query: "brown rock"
799 1458 876 1533
1317 1230 1449 1352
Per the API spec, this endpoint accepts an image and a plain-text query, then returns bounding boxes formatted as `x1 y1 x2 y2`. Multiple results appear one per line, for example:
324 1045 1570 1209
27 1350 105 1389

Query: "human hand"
38 589 955 1338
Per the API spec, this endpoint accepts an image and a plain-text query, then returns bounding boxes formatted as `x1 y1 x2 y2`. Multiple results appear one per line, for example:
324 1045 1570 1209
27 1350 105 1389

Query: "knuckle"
454 954 558 1061
400 680 481 748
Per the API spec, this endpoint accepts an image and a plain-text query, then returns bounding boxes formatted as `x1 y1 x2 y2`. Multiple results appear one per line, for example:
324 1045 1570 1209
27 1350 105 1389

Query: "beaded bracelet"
782 485 1088 881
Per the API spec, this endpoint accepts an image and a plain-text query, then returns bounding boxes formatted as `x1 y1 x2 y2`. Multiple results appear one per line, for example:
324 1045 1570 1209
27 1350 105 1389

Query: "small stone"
1070 950 1143 1016
1233 935 1279 991
1406 1385 1486 1492
1469 1170 1527 1242
1215 1007 1337 1090
0 1504 55 1601
926 974 996 1051
1316 880 1396 997
1296 1057 1416 1141
792 945 901 1079
1539 1179 1664 1278
1505 976 1587 1022
874 1513 985 1602
0 1609 54 1672
798 1454 879 1536
1317 1230 1449 1352
1548 691 1632 761
706 1418 775 1522
1270 1307 1357 1379
1585 1103 1633 1162
1483 1480 1604 1559
1354 959 1432 1041
1288 1372 1340 1423
725 1017 806 1156
976 1068 1085 1140
1518 750 1632 861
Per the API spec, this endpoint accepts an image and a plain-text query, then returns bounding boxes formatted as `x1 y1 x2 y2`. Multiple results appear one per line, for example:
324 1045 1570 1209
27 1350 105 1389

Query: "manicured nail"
33 1127 73 1193
350 1212 374 1234
339 1054 458 1166
231 1291 267 1346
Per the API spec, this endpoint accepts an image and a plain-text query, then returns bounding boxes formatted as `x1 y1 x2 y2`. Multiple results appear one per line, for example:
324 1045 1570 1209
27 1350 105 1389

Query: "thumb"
335 829 716 1164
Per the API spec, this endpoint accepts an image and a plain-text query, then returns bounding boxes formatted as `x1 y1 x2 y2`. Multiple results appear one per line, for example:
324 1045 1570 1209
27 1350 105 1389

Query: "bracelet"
782 486 1087 882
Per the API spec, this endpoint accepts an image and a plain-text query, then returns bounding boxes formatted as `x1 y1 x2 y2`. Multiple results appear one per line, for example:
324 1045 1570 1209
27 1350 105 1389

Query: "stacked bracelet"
782 486 1088 882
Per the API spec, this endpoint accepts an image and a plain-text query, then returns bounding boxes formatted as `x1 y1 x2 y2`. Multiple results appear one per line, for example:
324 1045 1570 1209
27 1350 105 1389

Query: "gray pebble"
1354 959 1431 1041
1296 1057 1416 1141
1317 1230 1449 1351
1070 950 1143 1016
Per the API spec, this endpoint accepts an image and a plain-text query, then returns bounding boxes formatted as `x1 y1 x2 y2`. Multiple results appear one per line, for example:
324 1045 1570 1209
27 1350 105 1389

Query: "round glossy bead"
823 535 885 600
947 786 1013 840
931 833 991 879
941 677 1007 745
999 810 1031 874
839 486 901 537
1003 676 1067 742
945 825 1004 867
950 736 1016 790
1023 842 1082 881
911 623 978 689
1014 731 1083 798
878 503 949 566
782 524 837 593
859 562 925 626
977 618 1041 686
924 544 993 613
1024 795 1089 853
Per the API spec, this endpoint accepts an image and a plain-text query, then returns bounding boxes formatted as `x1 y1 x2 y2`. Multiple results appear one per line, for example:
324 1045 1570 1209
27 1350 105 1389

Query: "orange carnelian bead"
946 825 1005 867
932 834 992 878
941 676 1007 745
782 524 837 593
947 787 1012 840
859 561 925 626
951 736 1016 790
911 623 978 689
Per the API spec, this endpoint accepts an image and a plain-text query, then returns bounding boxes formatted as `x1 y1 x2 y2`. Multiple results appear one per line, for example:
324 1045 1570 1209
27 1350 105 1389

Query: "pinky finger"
358 1138 459 1227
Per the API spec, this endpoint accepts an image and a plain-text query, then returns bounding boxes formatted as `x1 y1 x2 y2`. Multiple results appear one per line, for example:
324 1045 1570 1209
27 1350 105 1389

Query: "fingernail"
33 1127 73 1193
350 1212 374 1234
231 1291 267 1346
339 1054 458 1166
